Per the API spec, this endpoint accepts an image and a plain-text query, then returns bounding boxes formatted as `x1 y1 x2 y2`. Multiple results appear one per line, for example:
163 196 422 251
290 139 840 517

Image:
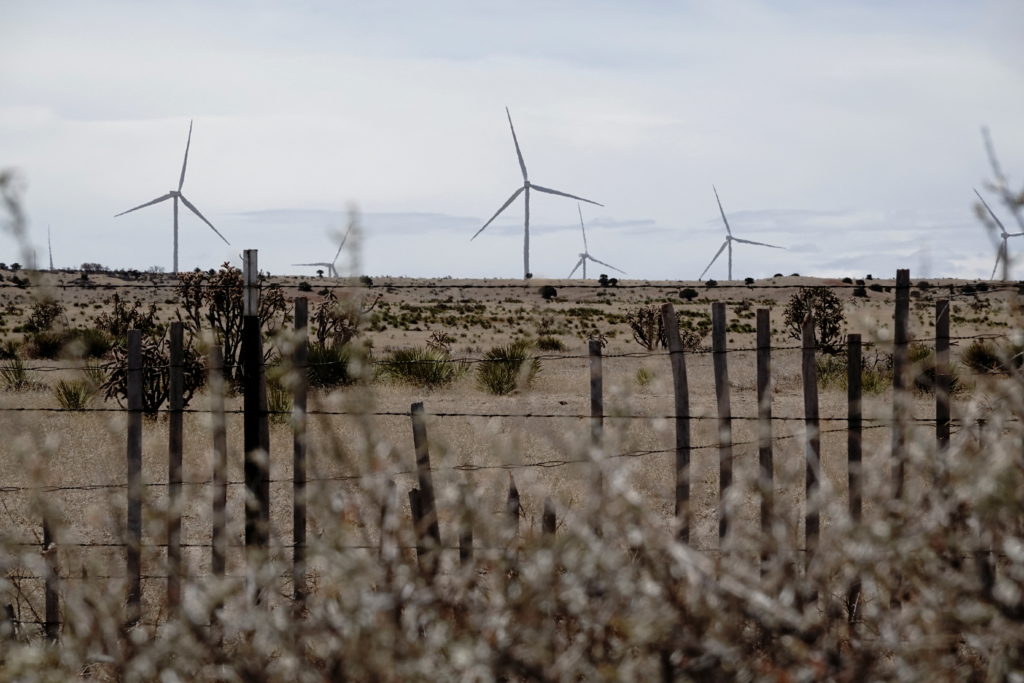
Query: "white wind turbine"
699 186 784 281
47 225 54 271
114 120 229 273
568 205 625 279
472 107 603 279
975 188 1023 280
293 223 352 278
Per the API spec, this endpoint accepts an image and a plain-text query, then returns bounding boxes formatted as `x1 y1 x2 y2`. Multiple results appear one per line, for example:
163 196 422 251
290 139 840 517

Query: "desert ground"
0 269 1018 617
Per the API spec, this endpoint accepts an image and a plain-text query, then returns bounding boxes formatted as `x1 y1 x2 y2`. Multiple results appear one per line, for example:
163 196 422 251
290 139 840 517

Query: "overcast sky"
2 1 1023 280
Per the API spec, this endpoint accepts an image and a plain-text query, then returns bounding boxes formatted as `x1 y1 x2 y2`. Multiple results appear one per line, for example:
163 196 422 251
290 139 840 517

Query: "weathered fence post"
847 334 862 523
935 299 951 451
1 604 16 642
242 250 270 577
292 297 309 603
126 329 143 626
756 309 773 562
589 339 604 536
847 333 863 622
379 479 398 565
459 482 473 567
408 488 425 573
43 519 59 641
167 321 184 613
209 345 227 580
801 314 820 576
660 304 691 543
410 402 441 576
892 268 911 498
507 474 520 562
711 302 733 544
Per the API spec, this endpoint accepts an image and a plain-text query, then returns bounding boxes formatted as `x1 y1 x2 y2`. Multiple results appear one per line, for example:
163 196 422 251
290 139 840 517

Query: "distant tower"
48 225 54 271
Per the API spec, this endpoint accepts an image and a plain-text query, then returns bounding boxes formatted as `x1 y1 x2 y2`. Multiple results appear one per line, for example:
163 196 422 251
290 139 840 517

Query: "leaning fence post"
756 309 773 563
126 329 143 627
589 339 604 536
892 268 911 498
292 297 309 603
660 304 691 543
507 474 520 563
242 249 270 580
458 482 473 567
801 314 820 578
711 302 733 544
935 299 951 451
43 519 59 641
167 321 184 613
209 345 228 580
410 402 441 576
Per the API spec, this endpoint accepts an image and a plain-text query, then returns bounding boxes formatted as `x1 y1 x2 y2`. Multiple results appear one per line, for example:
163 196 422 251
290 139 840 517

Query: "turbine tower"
114 120 229 273
293 223 352 278
472 107 603 279
975 188 1024 280
699 186 784 281
47 225 54 271
568 205 625 279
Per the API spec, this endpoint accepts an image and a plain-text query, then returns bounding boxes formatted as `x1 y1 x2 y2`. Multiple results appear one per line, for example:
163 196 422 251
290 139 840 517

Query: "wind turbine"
975 188 1024 280
47 225 54 271
699 186 784 281
293 223 352 278
472 107 603 279
568 205 625 279
114 120 229 273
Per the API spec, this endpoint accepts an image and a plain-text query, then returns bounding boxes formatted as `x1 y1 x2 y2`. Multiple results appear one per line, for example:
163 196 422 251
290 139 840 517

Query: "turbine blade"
178 120 193 192
578 204 589 252
568 258 583 279
179 194 230 245
294 262 331 267
506 107 528 181
471 186 525 240
732 237 784 249
586 255 626 275
114 193 174 217
332 222 353 265
713 185 732 236
530 184 603 206
699 240 729 280
974 188 1007 234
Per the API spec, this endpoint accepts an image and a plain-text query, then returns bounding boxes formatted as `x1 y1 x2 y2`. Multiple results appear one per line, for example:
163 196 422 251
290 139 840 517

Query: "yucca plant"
0 357 32 391
476 340 541 395
54 378 95 410
381 346 462 389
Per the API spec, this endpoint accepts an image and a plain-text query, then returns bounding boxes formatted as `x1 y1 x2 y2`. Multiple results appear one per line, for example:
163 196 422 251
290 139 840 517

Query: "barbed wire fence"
1 259 1021 639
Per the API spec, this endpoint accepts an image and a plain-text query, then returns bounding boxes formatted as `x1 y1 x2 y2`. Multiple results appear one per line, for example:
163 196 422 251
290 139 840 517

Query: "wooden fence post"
459 482 473 567
711 302 733 544
410 402 441 576
892 268 911 498
507 474 520 562
801 314 820 574
543 497 556 537
379 479 398 565
1 604 15 642
408 488 425 573
660 304 691 543
756 309 773 560
589 339 604 536
167 321 184 613
847 333 862 622
847 334 862 523
43 519 58 641
125 329 143 626
209 345 227 580
935 299 951 451
292 298 309 603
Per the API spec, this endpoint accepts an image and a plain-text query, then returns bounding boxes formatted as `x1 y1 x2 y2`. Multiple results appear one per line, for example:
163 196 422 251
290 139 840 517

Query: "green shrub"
307 342 355 389
54 379 95 410
536 336 566 352
0 338 19 359
783 287 846 355
816 352 892 394
477 340 541 395
680 288 699 302
381 347 461 389
266 374 293 425
636 367 654 387
63 328 114 358
298 281 313 293
961 340 1020 375
539 285 558 301
24 330 65 359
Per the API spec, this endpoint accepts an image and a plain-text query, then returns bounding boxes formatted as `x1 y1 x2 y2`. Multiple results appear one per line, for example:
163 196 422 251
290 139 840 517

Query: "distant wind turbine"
568 205 625 279
699 186 784 281
975 188 1023 280
47 225 54 271
472 107 603 279
293 223 352 277
114 120 229 273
